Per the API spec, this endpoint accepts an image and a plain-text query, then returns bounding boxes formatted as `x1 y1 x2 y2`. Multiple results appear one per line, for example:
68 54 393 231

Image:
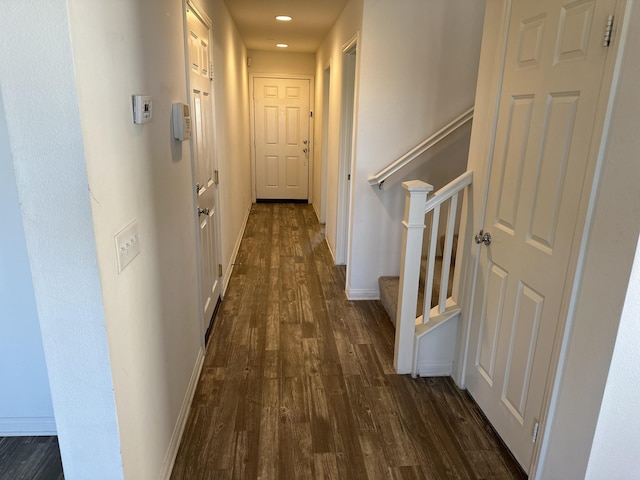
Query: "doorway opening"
335 37 357 266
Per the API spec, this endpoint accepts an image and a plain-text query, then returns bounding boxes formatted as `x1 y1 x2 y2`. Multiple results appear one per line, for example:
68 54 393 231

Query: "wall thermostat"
172 103 192 141
132 95 152 124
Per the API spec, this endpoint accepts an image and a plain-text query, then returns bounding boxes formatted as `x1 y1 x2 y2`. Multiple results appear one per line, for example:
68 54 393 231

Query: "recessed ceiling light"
276 43 289 48
275 15 292 21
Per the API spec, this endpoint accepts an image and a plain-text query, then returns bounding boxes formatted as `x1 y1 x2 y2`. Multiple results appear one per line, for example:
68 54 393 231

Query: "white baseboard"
222 204 251 296
159 347 205 480
416 362 453 377
345 286 380 300
0 416 57 436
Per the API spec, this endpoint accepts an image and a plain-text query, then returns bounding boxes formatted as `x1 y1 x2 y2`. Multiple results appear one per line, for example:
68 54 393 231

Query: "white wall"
1 0 251 478
0 95 55 435
0 2 124 478
586 236 640 479
248 50 316 76
65 1 207 478
314 0 364 258
346 0 485 298
205 0 253 287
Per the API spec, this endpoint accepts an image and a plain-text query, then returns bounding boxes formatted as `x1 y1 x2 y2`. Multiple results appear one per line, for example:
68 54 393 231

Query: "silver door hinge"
603 15 614 47
532 420 540 443
214 170 219 185
209 63 214 80
218 264 222 277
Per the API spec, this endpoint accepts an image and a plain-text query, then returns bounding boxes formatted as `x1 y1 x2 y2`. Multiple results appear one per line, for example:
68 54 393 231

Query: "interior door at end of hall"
187 6 221 324
466 0 617 472
254 77 310 200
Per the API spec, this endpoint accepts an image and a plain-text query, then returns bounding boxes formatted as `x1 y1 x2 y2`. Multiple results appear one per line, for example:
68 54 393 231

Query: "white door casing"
336 39 357 266
187 4 221 328
466 0 617 472
253 77 310 200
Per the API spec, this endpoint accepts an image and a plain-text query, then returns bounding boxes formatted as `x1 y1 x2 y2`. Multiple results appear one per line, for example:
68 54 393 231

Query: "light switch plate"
115 221 140 273
132 95 152 124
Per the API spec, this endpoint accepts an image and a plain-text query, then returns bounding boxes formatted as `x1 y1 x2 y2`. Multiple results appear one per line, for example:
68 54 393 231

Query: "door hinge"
214 170 219 185
532 420 540 443
347 174 351 181
310 111 313 118
209 63 214 80
218 264 223 277
603 15 614 47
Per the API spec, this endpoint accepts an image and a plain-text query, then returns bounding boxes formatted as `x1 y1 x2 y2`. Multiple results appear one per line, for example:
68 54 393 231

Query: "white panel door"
467 0 616 471
188 6 220 326
254 77 310 200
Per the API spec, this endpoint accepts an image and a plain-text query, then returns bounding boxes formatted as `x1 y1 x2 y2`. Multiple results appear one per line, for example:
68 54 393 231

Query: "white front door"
467 0 617 471
253 77 310 200
187 5 221 328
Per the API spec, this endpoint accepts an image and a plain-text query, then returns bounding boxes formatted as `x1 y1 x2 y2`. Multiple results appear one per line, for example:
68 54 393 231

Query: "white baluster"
439 193 458 313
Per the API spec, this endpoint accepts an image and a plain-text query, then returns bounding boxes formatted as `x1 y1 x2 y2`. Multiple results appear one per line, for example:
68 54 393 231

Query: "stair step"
378 276 424 327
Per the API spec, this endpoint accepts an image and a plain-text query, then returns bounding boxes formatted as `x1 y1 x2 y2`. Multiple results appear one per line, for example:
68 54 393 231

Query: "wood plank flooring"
0 436 63 480
171 203 526 480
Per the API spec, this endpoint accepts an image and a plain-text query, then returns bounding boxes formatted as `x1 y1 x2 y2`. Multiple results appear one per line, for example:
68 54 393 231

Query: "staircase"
368 108 474 378
382 172 472 377
379 235 456 327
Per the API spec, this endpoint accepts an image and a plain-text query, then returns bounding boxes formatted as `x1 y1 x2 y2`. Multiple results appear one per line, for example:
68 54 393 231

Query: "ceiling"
224 0 350 53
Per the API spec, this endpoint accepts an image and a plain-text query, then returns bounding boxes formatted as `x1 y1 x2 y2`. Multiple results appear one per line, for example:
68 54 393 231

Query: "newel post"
394 180 432 374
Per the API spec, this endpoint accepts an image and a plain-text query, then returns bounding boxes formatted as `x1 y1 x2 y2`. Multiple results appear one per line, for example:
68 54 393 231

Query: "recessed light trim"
275 15 292 21
276 43 289 48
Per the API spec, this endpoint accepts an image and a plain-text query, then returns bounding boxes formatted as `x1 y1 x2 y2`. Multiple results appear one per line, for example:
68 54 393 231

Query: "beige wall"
247 50 316 76
346 0 486 297
3 0 253 477
314 0 364 260
67 1 202 478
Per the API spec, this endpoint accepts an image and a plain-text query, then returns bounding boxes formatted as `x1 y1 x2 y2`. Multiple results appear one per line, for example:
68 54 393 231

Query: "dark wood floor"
171 203 526 480
0 436 63 480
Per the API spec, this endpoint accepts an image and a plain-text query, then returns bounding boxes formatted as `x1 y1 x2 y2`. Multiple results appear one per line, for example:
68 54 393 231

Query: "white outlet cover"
115 221 140 273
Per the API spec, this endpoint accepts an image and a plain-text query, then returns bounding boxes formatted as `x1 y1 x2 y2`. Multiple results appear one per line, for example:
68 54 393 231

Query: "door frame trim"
248 73 315 203
336 33 359 267
457 0 630 477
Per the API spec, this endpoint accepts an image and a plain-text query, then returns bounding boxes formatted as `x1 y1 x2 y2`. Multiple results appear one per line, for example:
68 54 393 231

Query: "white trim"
335 34 358 266
186 0 211 27
248 73 315 203
222 204 251 296
0 417 57 436
159 347 205 480
416 362 453 377
345 287 379 301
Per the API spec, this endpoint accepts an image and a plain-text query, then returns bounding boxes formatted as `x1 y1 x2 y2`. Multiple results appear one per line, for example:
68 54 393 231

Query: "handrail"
368 107 474 188
424 170 473 213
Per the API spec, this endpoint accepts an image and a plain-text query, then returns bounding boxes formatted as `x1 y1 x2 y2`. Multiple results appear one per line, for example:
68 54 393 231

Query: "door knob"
303 140 308 145
303 148 308 154
198 207 210 216
474 230 492 245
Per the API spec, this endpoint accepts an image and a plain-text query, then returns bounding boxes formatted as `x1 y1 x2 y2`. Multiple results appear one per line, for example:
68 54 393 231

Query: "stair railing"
368 107 474 188
394 171 473 375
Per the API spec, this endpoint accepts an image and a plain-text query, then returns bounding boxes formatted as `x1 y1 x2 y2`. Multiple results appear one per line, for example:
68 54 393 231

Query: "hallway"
171 203 525 479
